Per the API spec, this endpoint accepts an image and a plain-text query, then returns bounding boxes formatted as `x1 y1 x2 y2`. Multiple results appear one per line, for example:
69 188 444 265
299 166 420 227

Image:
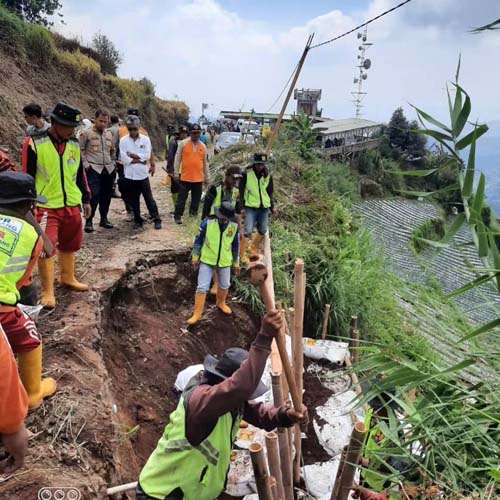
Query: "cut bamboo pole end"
266 432 285 500
250 443 274 500
351 328 360 365
321 304 331 340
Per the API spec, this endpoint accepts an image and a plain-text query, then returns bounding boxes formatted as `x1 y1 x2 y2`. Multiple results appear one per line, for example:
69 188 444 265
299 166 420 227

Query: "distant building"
218 111 293 128
294 88 322 117
313 118 382 157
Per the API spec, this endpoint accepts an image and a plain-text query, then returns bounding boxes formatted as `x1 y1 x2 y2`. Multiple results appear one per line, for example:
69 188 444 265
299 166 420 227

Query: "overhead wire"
265 61 300 113
310 0 414 49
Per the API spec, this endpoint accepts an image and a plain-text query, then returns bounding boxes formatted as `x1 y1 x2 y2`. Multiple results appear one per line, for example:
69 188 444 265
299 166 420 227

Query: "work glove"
260 309 283 338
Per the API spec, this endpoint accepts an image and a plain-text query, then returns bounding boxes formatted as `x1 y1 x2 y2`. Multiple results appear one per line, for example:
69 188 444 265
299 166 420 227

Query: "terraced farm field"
354 198 500 383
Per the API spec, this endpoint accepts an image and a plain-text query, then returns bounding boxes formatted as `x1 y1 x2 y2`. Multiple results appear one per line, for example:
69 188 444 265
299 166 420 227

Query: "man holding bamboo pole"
136 310 308 500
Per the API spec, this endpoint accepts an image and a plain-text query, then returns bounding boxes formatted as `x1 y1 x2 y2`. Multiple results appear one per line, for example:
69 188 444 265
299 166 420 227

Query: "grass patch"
409 216 445 253
55 49 101 84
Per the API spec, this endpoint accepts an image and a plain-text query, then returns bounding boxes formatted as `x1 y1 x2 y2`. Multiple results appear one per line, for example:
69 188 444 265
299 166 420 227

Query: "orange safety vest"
180 141 205 183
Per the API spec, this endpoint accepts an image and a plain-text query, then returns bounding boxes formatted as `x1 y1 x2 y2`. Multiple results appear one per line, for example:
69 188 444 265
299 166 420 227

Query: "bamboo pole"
332 422 367 500
351 328 360 365
269 476 279 500
292 259 305 484
266 34 315 153
321 304 331 340
106 481 138 495
271 374 293 500
250 443 274 500
344 354 370 413
330 446 347 500
266 432 285 500
350 315 358 331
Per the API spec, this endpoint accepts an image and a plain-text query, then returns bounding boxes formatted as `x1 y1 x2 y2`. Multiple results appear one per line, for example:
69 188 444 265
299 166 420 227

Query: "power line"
310 0 414 49
265 61 300 113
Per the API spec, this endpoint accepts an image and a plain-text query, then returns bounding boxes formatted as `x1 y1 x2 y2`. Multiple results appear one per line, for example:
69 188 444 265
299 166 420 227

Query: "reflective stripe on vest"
0 215 38 305
244 169 271 208
200 219 238 268
209 185 240 216
138 395 241 500
33 134 82 209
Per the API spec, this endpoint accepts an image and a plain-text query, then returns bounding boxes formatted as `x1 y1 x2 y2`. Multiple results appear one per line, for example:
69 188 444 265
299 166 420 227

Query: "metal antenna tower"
351 26 373 118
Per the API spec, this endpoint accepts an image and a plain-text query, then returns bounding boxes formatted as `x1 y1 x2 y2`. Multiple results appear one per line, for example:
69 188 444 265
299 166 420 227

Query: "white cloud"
53 0 500 124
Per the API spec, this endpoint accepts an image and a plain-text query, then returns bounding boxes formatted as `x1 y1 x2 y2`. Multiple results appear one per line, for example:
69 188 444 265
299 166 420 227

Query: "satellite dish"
362 74 368 80
359 46 363 50
357 32 363 39
363 36 367 42
353 78 359 84
363 59 372 70
357 55 361 59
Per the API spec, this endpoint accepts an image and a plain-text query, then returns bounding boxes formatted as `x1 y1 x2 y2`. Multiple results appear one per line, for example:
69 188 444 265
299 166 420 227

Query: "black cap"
0 171 47 205
204 348 268 400
215 201 236 221
179 125 189 134
49 102 82 127
252 152 269 164
189 123 202 132
127 108 140 117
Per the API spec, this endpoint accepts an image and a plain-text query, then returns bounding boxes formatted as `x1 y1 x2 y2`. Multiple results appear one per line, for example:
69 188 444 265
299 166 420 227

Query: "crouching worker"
188 202 240 325
0 172 57 409
136 309 308 500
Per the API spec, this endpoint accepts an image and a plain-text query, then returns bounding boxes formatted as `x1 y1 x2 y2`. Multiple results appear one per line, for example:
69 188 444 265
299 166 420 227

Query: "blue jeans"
244 207 269 237
196 263 231 293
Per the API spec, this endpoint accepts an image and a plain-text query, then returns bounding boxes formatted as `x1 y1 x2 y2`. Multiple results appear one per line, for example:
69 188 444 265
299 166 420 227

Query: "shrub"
55 49 101 85
409 217 446 253
24 23 55 64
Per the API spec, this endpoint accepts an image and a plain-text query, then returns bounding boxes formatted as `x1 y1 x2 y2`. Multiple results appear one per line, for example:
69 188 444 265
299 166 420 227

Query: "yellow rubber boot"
38 257 56 309
18 345 57 410
210 272 219 296
240 236 249 265
216 288 232 315
58 251 89 291
187 293 207 325
250 232 264 258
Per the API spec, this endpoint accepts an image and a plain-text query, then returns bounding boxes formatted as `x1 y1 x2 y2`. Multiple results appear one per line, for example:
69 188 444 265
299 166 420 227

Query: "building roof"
313 118 382 135
219 111 293 121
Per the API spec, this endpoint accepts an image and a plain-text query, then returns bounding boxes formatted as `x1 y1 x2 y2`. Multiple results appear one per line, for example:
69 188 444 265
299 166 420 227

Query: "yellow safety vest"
0 214 38 305
33 134 82 209
210 184 240 216
139 381 242 500
244 169 271 209
201 218 238 268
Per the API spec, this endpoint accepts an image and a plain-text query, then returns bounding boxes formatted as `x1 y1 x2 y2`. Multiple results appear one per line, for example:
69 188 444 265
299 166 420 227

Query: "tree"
1 0 62 26
91 32 122 76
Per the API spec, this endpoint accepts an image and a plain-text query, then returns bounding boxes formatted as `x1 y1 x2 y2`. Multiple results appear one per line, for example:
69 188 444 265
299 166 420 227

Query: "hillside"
0 5 189 159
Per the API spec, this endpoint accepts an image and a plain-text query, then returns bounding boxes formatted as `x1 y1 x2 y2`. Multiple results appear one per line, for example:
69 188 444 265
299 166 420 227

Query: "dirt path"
0 165 259 499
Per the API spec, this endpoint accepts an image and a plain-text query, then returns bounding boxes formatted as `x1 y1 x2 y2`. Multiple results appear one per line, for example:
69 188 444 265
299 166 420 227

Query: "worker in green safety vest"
201 165 243 296
136 309 309 500
239 152 274 264
187 202 240 325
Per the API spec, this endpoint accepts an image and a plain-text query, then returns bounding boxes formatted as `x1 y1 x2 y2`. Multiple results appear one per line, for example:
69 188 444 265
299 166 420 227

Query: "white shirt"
119 134 151 180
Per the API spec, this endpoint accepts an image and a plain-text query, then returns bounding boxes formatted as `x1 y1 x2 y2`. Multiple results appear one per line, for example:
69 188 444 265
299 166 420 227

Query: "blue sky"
54 0 500 125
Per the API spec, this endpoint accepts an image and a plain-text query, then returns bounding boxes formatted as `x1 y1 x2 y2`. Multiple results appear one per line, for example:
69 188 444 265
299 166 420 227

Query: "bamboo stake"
344 354 370 413
330 446 347 500
266 34 315 153
266 432 285 500
351 328 360 365
269 476 279 500
292 259 305 484
321 304 331 340
332 422 367 500
350 315 358 331
250 443 274 500
106 481 138 495
271 374 293 500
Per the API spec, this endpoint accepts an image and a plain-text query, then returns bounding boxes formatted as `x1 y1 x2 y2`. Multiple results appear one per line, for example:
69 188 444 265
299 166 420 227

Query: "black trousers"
123 178 161 224
87 167 116 222
117 164 133 213
174 181 203 217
